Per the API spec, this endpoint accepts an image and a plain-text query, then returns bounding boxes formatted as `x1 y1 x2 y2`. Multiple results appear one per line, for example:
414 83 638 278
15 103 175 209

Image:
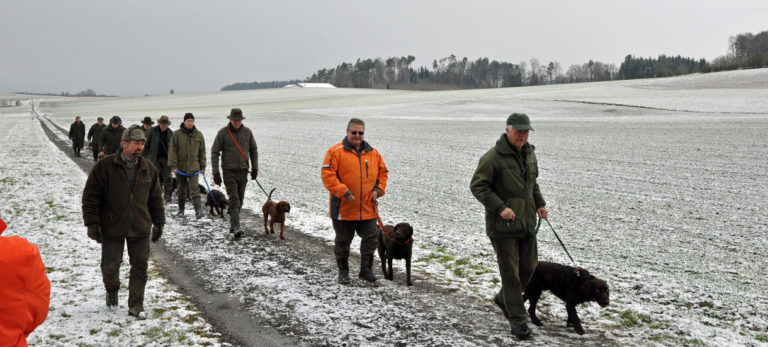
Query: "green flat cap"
121 125 147 141
506 113 534 131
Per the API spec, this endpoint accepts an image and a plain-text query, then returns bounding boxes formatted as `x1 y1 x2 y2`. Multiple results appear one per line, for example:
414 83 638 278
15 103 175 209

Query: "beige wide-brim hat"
157 115 171 126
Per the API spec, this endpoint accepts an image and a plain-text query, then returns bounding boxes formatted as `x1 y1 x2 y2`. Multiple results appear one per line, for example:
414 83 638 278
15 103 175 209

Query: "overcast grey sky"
2 0 766 96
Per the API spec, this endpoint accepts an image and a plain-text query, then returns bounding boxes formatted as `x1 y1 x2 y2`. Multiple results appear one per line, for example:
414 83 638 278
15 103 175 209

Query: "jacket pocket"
494 198 530 234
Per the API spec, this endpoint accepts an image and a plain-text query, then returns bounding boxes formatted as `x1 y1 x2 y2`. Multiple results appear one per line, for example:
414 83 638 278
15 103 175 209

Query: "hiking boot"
230 208 243 238
358 255 377 283
106 291 118 307
511 324 532 340
337 258 350 284
192 197 204 219
176 199 185 216
163 190 172 204
128 306 146 320
494 295 510 318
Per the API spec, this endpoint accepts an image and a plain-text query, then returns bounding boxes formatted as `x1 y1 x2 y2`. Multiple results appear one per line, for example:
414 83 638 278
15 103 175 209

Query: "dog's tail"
267 188 276 201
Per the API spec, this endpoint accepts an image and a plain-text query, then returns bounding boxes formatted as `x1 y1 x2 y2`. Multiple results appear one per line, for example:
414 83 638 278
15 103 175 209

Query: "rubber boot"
163 189 172 204
337 258 350 284
128 306 146 320
192 197 204 219
106 291 118 307
358 255 377 283
176 199 185 216
231 208 243 238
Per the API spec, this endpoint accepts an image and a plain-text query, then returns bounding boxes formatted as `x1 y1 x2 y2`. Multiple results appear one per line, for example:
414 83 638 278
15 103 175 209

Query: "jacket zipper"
358 153 363 220
365 160 369 178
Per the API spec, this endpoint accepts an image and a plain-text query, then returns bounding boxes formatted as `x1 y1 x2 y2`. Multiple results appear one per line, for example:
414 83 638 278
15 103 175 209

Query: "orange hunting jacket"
0 219 50 347
321 138 388 221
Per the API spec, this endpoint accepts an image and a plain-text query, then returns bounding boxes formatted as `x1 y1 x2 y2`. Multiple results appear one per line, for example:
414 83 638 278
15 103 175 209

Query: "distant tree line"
16 89 110 97
221 80 302 91
709 30 768 71
618 55 709 79
304 55 619 90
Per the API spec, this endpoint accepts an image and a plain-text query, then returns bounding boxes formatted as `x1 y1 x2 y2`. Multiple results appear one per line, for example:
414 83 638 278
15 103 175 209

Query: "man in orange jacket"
321 118 389 284
0 217 51 347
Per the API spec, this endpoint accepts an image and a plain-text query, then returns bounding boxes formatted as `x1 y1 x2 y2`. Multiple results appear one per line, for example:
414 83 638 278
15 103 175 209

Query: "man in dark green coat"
82 125 165 319
99 116 126 158
169 113 206 218
143 115 174 202
470 113 548 340
87 117 106 162
68 116 86 157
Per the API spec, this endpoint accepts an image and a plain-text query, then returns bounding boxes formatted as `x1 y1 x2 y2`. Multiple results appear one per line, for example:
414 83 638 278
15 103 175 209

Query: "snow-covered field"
0 112 222 346
3 68 767 345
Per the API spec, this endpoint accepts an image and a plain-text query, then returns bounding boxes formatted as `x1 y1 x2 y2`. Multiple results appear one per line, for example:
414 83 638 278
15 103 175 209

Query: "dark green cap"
506 113 534 131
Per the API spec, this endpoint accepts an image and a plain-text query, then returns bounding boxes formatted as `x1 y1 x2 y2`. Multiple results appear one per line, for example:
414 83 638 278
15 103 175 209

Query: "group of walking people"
77 109 548 340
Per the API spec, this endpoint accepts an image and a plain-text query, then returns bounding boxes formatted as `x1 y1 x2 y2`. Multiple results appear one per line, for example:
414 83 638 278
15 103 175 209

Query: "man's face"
143 124 151 130
159 124 168 131
230 119 242 129
111 122 119 128
122 140 145 159
76 117 81 123
346 123 365 149
97 121 103 126
505 127 529 151
184 119 194 129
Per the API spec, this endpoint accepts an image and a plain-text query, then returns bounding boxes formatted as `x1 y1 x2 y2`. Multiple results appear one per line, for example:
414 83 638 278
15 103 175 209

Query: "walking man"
140 116 154 134
210 108 258 238
142 115 174 203
169 113 206 218
81 125 165 320
68 116 86 157
87 117 106 162
99 116 126 158
470 113 548 340
321 118 388 284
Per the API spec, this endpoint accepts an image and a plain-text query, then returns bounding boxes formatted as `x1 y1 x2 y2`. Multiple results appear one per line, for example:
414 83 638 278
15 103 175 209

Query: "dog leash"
176 170 218 206
540 218 581 276
225 126 270 200
373 201 411 245
255 178 272 199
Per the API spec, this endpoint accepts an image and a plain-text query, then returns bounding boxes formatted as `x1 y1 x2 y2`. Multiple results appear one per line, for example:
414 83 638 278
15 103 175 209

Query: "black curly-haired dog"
206 189 228 217
377 222 414 286
523 261 610 335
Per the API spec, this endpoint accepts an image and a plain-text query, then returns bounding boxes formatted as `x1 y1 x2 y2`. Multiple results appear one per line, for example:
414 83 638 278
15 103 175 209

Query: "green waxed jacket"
470 134 546 239
142 125 173 163
168 124 206 173
81 154 165 238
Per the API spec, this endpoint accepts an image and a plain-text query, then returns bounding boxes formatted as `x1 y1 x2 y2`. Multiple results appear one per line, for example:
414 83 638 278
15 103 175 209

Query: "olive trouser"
154 158 173 197
223 169 248 209
101 236 150 309
491 236 538 326
175 171 201 199
332 219 378 259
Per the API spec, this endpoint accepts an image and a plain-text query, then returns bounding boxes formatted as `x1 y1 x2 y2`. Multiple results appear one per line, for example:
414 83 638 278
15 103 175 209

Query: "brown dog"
377 222 414 286
523 261 610 335
261 188 290 239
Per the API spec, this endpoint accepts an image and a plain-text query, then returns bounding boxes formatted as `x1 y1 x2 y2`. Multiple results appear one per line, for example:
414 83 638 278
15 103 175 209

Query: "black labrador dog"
377 222 414 286
206 189 228 217
523 261 610 335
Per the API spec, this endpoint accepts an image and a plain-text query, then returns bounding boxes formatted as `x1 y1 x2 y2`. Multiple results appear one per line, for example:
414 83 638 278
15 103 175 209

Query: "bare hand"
201 169 206 175
370 190 379 201
345 193 355 202
172 169 177 175
500 207 515 220
537 207 548 219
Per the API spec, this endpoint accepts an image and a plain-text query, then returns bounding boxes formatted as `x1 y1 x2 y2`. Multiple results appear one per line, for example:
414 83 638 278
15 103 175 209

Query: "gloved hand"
250 170 258 180
87 224 102 243
213 173 222 186
151 224 163 242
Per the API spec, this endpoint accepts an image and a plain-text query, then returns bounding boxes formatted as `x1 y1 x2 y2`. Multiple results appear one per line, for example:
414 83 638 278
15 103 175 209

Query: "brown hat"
227 108 244 120
157 115 171 126
141 116 154 125
121 125 147 142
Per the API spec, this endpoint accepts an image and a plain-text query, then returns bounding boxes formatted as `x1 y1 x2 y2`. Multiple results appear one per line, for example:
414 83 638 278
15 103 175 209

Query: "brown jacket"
82 154 165 238
210 123 258 174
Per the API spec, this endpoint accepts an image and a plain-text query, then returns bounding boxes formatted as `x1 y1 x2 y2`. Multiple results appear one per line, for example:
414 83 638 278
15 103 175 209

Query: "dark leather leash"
539 217 582 277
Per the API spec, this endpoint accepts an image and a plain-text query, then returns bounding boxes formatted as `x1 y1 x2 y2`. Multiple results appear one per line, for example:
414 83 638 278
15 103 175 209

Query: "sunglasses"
350 131 364 135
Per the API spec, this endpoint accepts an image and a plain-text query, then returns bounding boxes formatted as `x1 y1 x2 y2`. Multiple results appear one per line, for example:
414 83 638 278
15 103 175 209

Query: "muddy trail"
40 115 620 346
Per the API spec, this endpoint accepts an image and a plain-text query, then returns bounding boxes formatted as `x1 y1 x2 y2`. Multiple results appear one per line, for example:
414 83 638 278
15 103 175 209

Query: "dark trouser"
101 236 150 309
91 145 99 161
491 237 538 326
155 158 172 196
223 169 248 209
332 219 378 259
176 171 201 199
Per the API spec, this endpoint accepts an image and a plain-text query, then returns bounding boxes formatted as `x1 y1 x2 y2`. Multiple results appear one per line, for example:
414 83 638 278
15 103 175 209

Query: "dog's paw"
531 317 543 326
574 326 585 335
407 280 413 286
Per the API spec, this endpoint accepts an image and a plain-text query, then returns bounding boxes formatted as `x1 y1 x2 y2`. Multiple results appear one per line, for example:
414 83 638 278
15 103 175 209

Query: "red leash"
374 202 411 245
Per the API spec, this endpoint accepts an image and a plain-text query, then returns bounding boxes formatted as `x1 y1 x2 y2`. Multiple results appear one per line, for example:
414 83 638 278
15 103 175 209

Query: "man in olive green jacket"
99 116 125 157
210 108 258 239
470 113 548 340
169 113 207 218
82 125 165 319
